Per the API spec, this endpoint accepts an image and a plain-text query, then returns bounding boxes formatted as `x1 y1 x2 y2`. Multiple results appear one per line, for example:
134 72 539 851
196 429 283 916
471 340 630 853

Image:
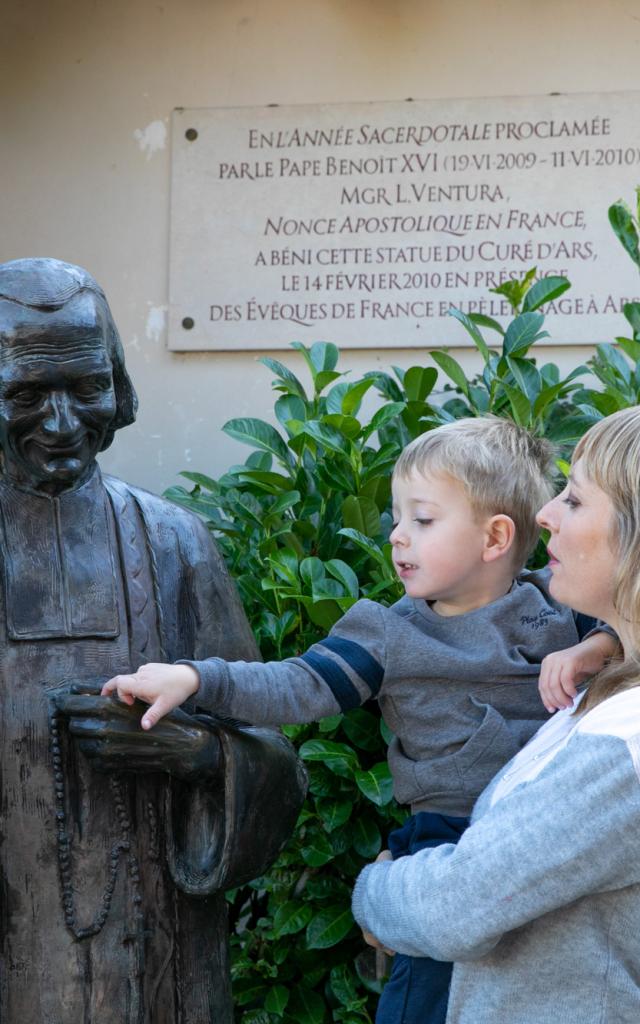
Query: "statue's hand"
54 691 221 780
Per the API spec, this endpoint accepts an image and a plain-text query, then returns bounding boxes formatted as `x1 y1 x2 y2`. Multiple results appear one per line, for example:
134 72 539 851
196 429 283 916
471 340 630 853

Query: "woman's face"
536 458 618 628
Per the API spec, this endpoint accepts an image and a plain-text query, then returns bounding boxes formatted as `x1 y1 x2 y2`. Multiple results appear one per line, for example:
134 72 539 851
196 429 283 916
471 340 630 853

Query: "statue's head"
0 258 138 493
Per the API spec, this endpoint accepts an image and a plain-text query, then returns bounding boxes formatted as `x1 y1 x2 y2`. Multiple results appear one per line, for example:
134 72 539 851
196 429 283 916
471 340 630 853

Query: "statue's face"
0 292 118 493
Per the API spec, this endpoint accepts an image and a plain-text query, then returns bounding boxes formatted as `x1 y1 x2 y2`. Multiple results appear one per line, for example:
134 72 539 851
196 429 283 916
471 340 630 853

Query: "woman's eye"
562 494 580 509
414 518 432 526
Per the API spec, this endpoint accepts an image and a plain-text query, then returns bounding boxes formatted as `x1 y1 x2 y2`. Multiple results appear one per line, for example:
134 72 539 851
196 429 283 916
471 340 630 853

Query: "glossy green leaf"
310 341 340 373
268 490 300 517
362 402 406 440
317 798 353 832
595 343 632 383
287 985 326 1024
235 469 293 492
430 350 469 394
240 1009 270 1024
338 528 387 567
275 394 307 429
506 357 541 403
315 369 343 392
617 336 640 362
448 307 491 362
367 370 404 402
325 559 360 598
341 495 381 538
341 708 381 751
342 377 376 415
301 420 349 454
403 366 438 402
326 382 351 414
312 578 346 600
261 356 308 399
354 762 394 806
468 312 504 336
301 830 335 866
265 985 290 1015
234 979 269 1006
223 417 292 466
178 471 220 492
351 816 382 858
521 275 571 312
300 556 326 587
502 313 547 357
299 739 360 778
304 598 345 630
533 378 573 418
330 965 359 1007
609 201 640 268
623 301 640 339
322 414 362 440
545 410 603 443
272 901 314 937
318 713 342 733
501 382 531 426
306 905 355 949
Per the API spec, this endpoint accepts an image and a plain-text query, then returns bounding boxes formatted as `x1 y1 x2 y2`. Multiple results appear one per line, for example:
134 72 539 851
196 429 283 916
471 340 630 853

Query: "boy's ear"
482 514 516 563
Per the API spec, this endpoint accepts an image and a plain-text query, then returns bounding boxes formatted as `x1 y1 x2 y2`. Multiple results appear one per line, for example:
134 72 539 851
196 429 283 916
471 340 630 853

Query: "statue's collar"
0 465 120 640
0 464 103 504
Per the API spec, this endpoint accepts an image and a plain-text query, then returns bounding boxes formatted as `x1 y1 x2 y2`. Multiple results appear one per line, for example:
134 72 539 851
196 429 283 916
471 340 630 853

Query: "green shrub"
165 261 640 1023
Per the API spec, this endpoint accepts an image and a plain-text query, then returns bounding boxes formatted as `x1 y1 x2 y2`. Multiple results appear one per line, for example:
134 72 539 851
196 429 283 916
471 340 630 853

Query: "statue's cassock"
0 258 305 1023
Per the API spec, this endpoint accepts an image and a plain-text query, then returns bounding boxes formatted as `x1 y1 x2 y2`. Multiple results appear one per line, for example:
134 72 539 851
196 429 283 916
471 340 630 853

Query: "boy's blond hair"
393 416 554 569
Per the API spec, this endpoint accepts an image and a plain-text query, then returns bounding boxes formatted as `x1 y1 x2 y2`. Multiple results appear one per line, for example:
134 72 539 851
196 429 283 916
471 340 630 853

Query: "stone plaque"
169 93 640 351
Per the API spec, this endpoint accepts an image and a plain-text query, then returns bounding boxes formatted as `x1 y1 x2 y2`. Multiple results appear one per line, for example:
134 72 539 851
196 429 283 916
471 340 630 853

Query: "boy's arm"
352 705 640 960
102 599 387 729
539 629 619 712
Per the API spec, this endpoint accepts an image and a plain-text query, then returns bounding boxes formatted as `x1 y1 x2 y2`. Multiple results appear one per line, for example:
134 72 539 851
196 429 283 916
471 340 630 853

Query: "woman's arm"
352 690 640 960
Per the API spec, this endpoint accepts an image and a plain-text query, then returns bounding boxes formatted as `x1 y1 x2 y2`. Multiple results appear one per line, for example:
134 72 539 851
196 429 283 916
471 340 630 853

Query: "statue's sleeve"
164 510 307 895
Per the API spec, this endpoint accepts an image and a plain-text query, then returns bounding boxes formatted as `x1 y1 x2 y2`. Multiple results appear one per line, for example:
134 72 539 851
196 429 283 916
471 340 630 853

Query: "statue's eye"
74 378 112 399
74 385 102 399
10 389 41 408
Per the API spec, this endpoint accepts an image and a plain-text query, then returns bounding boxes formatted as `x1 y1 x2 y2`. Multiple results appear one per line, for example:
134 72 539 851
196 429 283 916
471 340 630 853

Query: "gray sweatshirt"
351 686 640 1024
187 568 594 815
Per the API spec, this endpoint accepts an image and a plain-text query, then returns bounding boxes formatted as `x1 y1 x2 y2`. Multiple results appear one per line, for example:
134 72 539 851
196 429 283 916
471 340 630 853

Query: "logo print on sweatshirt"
520 608 559 630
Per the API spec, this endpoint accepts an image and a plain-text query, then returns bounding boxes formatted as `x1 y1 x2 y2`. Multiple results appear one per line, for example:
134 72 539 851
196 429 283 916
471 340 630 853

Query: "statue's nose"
41 392 81 437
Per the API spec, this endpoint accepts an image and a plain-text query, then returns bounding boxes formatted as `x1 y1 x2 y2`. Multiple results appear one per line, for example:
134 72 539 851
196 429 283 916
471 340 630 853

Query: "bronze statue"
0 257 306 1022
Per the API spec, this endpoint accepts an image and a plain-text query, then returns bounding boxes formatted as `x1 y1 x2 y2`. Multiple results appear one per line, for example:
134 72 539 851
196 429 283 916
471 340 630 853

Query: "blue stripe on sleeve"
300 651 362 712
319 636 384 697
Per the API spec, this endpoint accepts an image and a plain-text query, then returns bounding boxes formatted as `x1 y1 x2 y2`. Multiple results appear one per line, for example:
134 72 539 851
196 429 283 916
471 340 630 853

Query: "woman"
352 405 640 1024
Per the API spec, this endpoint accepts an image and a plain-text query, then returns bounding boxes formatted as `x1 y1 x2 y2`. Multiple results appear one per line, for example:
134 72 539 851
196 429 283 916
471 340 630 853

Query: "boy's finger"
102 674 137 696
141 696 173 731
558 668 577 701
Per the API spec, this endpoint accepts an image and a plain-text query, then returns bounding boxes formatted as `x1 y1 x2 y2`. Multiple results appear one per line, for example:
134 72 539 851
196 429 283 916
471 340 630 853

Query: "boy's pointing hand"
101 663 200 730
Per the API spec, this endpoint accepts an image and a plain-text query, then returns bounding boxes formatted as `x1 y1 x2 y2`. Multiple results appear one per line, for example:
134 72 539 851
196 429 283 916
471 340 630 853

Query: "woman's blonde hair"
574 406 640 713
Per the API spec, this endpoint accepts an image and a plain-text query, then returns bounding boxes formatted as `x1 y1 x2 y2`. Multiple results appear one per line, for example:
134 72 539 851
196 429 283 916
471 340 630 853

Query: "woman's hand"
361 849 396 956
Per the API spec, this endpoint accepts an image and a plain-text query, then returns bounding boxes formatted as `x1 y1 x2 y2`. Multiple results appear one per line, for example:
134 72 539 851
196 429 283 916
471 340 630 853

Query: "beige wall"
2 0 640 494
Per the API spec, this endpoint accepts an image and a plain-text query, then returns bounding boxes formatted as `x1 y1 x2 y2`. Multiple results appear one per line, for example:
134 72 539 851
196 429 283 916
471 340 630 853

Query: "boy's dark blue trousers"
374 812 470 1024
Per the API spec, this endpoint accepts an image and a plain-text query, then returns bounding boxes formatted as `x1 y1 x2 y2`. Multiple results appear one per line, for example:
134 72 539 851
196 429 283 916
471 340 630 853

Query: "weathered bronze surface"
0 258 306 1022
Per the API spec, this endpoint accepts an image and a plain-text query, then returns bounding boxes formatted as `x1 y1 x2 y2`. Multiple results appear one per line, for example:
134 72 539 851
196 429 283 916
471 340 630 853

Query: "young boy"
103 416 616 1024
